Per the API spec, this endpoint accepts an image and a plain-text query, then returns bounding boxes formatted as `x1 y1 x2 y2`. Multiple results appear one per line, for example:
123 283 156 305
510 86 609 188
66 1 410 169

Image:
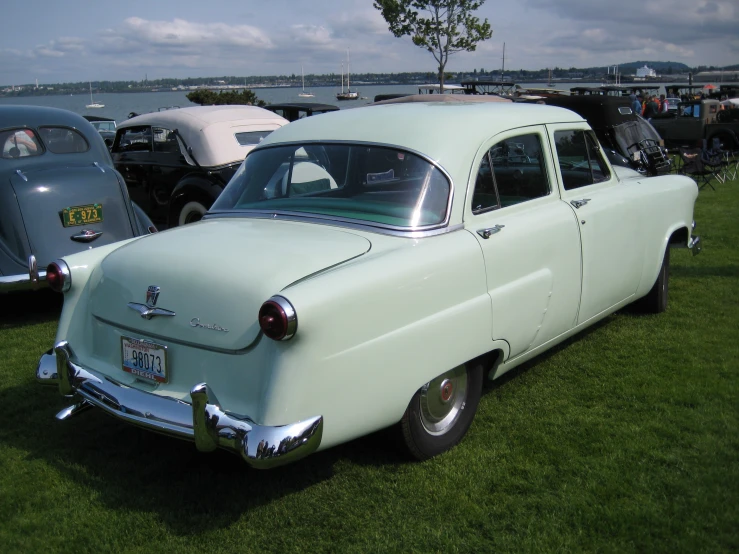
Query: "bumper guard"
37 341 323 469
0 255 46 293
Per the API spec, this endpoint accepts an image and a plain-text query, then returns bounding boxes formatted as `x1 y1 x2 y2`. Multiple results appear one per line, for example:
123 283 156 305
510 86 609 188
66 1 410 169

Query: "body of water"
0 82 609 125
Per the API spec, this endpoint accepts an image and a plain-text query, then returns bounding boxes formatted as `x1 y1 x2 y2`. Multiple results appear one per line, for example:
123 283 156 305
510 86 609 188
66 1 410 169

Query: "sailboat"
336 50 359 101
86 82 104 109
298 65 314 98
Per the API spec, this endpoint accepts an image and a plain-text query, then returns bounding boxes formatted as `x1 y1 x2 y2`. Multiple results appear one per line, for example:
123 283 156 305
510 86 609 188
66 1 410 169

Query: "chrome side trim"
42 342 323 468
205 211 465 239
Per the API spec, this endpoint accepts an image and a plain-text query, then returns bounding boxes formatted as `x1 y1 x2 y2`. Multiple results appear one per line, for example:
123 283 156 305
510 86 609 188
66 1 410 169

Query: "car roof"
116 105 289 167
0 105 96 129
258 102 585 188
119 105 287 129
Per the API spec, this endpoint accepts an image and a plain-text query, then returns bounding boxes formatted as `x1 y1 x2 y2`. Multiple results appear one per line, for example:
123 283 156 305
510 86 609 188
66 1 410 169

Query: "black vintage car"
532 95 671 175
111 106 288 227
0 105 155 292
83 115 117 148
264 102 339 122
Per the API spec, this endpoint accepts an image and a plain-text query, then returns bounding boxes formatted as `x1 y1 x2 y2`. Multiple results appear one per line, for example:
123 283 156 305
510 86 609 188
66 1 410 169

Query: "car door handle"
570 198 591 209
477 225 505 239
70 229 103 243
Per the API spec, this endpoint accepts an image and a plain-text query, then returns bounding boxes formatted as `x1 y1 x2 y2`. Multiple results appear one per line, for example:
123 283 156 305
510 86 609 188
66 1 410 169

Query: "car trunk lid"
88 218 371 350
10 165 136 267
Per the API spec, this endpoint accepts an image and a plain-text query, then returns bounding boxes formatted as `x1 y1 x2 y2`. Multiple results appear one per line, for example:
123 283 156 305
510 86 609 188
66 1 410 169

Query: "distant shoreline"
4 77 734 99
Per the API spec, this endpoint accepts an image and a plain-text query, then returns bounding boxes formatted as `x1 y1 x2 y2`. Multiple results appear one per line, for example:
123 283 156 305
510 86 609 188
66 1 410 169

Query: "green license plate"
62 204 103 227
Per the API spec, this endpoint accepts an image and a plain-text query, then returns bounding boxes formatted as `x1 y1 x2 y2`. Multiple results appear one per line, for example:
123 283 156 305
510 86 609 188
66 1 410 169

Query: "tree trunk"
438 64 445 94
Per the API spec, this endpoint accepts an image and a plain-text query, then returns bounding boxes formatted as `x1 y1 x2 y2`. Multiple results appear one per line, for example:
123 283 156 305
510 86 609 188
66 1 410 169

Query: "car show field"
0 106 737 551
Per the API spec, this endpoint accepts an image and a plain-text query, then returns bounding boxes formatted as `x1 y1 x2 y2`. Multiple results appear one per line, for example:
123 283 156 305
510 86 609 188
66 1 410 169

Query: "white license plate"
121 336 168 383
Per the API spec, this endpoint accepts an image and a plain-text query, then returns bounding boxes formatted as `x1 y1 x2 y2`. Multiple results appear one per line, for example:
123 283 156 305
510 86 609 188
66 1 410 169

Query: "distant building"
636 65 657 79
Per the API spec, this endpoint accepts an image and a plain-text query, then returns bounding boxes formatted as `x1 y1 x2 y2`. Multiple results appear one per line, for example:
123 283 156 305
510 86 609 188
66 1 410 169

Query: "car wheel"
177 201 208 226
399 362 483 460
635 247 670 314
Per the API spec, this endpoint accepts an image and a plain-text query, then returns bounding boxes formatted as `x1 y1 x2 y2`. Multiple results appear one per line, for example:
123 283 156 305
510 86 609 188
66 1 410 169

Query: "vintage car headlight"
258 295 297 341
46 259 71 293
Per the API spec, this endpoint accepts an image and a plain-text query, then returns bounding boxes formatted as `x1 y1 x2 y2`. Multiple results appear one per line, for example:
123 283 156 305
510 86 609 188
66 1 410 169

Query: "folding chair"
678 147 716 190
702 139 728 184
710 137 737 181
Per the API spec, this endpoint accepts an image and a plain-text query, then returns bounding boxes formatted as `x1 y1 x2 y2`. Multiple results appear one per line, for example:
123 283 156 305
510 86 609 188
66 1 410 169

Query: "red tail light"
258 296 297 341
46 260 71 293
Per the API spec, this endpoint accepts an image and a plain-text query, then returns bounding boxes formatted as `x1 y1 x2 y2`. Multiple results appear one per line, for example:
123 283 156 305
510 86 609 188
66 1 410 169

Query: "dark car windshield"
210 143 451 229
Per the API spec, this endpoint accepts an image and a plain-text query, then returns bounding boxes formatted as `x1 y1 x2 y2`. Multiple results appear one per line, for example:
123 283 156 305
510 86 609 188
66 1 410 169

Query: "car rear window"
37 127 90 154
1 128 43 159
212 143 451 229
235 130 273 146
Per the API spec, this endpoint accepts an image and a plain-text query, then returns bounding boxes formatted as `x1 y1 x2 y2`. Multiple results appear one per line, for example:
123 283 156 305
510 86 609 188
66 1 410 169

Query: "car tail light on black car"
46 260 71 293
259 296 297 341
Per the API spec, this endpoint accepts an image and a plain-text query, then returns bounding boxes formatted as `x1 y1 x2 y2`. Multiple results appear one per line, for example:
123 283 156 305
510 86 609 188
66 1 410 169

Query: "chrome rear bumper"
37 341 323 469
0 255 46 292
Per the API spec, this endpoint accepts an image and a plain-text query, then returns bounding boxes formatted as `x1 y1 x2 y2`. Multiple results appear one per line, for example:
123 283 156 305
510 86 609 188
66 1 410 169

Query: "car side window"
472 133 549 214
1 128 43 159
235 131 273 146
554 130 611 190
152 127 179 154
114 126 152 153
37 127 90 154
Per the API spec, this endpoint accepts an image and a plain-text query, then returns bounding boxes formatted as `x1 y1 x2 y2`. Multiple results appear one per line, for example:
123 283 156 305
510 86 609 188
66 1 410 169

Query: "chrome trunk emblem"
146 285 160 307
128 285 175 320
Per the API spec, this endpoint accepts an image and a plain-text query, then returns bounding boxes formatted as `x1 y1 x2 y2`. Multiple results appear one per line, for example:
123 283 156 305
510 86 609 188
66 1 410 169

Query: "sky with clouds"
1 0 737 85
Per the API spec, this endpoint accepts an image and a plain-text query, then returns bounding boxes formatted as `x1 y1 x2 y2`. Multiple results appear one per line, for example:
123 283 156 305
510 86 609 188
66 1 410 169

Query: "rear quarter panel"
261 229 501 449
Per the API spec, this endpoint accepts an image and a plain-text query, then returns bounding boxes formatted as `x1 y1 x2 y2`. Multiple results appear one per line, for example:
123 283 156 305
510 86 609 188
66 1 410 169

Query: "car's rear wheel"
177 200 208 226
398 362 483 460
634 247 669 313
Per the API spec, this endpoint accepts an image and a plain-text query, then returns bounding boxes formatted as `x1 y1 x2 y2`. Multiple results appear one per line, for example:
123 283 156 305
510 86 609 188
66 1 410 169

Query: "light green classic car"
36 102 701 468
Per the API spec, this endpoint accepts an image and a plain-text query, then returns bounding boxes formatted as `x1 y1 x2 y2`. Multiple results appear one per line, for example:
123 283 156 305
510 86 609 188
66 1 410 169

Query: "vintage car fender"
256 229 509 449
617 173 698 298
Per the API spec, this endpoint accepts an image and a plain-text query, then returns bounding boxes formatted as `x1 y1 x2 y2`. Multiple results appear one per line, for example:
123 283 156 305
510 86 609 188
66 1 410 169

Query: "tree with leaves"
186 89 266 107
373 0 492 93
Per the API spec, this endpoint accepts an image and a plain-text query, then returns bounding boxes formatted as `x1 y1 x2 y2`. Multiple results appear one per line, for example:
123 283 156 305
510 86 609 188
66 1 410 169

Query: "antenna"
501 42 505 77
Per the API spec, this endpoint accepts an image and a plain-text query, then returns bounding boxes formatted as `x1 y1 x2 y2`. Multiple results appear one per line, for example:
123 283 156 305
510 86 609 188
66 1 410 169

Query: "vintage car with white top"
111 106 288 227
36 102 701 468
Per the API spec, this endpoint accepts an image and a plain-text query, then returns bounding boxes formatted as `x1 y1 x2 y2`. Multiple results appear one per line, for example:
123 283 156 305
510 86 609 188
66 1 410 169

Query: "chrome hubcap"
419 365 467 435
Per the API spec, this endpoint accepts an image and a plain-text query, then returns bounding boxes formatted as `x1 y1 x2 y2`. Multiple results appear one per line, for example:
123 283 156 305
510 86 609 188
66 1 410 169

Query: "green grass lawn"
1 172 738 553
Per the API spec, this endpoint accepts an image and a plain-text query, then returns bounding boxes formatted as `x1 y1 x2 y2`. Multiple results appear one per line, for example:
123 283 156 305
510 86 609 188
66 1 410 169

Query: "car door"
468 128 582 360
548 124 645 325
112 125 153 211
149 126 189 216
